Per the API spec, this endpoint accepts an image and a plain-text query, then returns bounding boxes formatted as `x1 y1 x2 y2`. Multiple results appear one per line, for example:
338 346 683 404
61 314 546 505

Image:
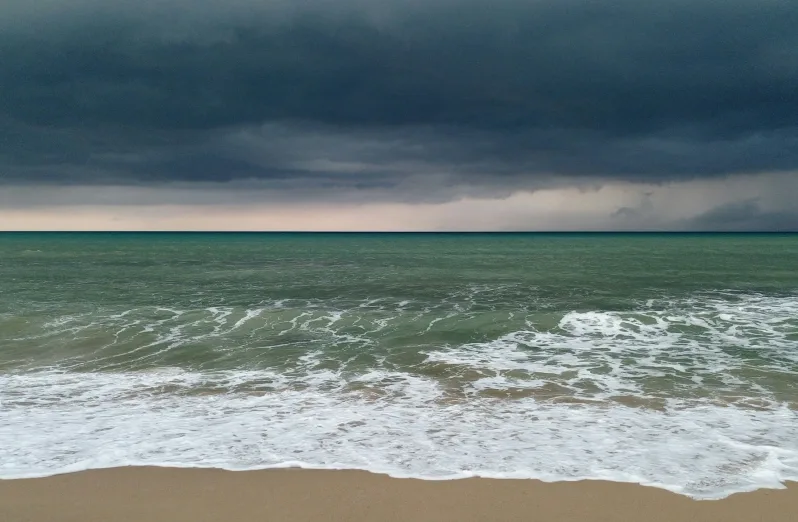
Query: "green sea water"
1 233 797 497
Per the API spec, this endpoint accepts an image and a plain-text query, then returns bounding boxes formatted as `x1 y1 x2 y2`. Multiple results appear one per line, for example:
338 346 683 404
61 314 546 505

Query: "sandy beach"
0 468 796 522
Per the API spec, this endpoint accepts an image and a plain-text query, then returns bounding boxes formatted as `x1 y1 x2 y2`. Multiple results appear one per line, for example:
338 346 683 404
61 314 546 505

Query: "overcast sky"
1 0 796 230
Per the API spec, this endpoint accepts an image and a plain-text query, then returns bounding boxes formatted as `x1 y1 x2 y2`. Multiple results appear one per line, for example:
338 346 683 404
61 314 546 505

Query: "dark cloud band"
1 0 796 196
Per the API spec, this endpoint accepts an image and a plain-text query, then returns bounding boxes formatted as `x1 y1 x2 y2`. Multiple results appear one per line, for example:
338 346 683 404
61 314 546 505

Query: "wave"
1 292 797 498
2 365 797 498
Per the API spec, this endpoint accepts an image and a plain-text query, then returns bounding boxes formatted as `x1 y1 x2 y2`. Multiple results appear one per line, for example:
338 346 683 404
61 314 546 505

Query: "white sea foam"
1 293 797 498
1 365 797 498
425 294 798 402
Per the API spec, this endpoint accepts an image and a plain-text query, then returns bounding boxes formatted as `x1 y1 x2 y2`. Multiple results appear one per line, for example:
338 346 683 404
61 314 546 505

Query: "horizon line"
1 231 797 234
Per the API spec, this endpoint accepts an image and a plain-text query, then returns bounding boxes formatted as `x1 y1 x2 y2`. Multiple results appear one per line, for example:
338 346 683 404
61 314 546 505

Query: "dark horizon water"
1 232 797 498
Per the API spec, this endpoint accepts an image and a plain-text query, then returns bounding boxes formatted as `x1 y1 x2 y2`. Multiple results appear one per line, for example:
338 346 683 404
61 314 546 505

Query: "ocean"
1 232 797 498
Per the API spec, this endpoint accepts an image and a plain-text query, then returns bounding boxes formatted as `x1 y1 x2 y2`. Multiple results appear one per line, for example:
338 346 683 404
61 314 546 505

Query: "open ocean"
1 232 797 498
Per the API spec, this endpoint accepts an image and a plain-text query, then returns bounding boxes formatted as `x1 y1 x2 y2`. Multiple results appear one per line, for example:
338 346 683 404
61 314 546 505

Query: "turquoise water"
1 233 797 497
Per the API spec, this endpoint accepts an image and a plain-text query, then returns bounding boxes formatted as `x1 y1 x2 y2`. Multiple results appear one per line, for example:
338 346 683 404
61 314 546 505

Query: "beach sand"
1 468 796 522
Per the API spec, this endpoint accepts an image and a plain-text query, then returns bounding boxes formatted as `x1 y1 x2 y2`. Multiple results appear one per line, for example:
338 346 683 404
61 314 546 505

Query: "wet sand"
1 467 796 522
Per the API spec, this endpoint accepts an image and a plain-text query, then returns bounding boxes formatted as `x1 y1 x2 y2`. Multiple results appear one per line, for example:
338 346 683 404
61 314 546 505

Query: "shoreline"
1 467 797 522
0 463 792 500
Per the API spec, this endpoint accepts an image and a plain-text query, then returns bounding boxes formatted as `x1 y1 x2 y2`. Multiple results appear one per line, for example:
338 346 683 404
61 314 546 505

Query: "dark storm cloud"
1 0 797 193
683 199 798 231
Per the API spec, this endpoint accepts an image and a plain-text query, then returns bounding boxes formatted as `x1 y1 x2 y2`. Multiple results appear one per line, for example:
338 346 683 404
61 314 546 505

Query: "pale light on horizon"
2 173 795 231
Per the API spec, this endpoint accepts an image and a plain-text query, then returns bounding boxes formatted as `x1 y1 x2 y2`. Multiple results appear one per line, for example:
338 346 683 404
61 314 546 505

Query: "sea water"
1 232 797 498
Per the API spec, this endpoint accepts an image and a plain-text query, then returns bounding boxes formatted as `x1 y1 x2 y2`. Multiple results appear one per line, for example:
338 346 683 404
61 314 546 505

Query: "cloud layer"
1 0 797 228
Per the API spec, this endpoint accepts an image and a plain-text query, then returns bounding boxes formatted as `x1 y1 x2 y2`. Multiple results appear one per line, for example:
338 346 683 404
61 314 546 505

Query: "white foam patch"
425 294 798 401
1 367 797 499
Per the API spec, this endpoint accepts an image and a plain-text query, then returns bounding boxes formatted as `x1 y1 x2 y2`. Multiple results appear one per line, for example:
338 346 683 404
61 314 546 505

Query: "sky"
1 0 797 231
